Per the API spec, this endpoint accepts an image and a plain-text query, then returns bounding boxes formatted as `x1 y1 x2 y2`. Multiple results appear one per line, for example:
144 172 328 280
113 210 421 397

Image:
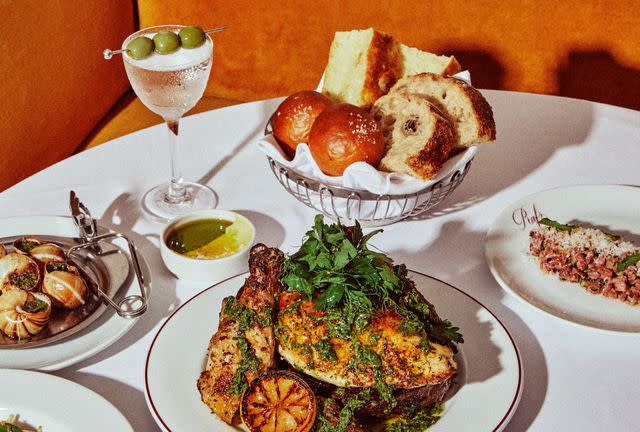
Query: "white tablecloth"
1 90 639 431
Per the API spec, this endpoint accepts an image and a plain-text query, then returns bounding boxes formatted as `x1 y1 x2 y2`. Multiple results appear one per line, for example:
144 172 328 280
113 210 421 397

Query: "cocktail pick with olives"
103 26 226 60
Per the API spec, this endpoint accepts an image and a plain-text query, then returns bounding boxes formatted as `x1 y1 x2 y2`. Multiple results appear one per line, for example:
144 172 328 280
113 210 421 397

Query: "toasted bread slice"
390 72 496 147
372 92 454 179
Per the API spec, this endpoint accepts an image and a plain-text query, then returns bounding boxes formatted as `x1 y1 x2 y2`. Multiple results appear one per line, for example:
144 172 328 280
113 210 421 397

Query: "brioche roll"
272 91 333 158
309 103 385 176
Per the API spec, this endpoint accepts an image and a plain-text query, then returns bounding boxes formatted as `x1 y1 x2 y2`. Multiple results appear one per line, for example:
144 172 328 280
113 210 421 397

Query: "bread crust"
405 112 454 179
391 73 496 146
361 31 401 110
321 29 460 109
373 92 454 179
442 56 462 76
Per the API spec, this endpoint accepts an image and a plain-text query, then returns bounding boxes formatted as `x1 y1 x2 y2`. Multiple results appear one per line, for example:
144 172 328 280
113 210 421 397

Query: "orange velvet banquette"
2 0 640 191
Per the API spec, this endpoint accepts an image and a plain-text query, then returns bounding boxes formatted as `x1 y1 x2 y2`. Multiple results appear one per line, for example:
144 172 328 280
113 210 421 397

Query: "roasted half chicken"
197 244 284 423
198 217 463 430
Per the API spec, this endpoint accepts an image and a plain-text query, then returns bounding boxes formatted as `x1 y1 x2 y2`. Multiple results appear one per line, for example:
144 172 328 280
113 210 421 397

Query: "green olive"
153 31 181 54
126 36 154 60
179 26 206 49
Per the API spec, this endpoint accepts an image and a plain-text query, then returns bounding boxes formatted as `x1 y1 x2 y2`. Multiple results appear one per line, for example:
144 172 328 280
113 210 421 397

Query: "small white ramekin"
160 210 255 282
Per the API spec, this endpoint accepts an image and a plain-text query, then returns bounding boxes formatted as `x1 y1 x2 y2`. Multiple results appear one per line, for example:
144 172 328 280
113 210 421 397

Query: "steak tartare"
529 218 640 305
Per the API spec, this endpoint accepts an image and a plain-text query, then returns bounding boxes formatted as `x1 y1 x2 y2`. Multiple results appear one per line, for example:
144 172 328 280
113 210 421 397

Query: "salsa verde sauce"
166 218 252 259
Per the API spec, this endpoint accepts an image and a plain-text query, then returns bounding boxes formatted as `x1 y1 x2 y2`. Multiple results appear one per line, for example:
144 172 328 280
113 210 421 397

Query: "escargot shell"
42 262 88 309
0 253 41 292
29 243 66 265
0 290 52 339
13 237 43 255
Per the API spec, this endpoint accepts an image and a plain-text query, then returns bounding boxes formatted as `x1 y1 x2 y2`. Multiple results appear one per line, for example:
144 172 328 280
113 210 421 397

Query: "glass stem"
165 119 187 204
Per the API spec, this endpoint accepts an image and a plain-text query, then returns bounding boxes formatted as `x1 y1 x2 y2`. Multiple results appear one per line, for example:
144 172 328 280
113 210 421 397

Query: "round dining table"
1 90 639 432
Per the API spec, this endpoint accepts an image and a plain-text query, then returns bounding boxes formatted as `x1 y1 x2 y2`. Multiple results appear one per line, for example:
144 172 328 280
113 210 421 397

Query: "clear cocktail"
120 25 216 221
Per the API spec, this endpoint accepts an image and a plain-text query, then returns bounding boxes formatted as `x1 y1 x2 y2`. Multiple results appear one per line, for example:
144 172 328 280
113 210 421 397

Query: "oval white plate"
0 369 133 431
146 271 522 432
0 216 147 370
486 185 640 333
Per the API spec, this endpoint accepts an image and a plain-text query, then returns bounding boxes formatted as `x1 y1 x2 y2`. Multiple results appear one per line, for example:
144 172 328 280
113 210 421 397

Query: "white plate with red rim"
486 184 640 333
0 368 133 431
145 270 522 432
0 215 148 370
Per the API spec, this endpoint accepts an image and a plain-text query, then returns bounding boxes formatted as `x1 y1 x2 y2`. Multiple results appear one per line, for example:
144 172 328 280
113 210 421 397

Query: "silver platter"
0 233 137 349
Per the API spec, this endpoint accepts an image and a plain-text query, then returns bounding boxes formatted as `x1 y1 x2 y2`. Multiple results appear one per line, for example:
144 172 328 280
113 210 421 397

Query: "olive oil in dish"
165 218 253 259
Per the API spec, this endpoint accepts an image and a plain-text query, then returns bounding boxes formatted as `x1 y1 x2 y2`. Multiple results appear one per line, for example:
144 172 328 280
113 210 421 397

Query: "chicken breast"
197 244 284 424
277 292 456 390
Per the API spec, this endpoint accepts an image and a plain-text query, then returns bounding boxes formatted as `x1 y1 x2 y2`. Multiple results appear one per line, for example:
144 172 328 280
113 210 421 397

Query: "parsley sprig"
281 216 463 346
384 404 444 432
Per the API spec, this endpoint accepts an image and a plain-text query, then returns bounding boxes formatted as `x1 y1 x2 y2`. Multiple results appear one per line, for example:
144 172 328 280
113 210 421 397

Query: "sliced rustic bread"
322 28 400 110
322 29 461 109
399 44 461 78
372 92 455 179
390 73 496 147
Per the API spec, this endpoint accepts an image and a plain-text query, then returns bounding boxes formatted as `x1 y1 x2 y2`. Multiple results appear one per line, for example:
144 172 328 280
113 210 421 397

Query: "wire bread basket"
268 157 473 227
264 120 475 227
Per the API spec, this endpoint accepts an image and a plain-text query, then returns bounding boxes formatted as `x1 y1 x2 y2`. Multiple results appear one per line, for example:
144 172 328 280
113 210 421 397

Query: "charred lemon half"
240 371 316 432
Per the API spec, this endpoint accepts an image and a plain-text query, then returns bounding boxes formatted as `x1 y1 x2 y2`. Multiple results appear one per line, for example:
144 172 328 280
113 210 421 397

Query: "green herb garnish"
322 309 352 339
282 216 462 345
345 341 396 412
430 319 464 346
46 262 69 272
22 297 48 313
16 240 38 253
9 272 38 290
314 338 338 362
540 217 623 240
314 391 372 432
617 253 640 272
255 307 273 327
227 335 260 397
224 297 272 330
538 217 578 231
375 369 396 411
223 296 256 331
281 299 301 315
399 319 423 336
0 423 24 432
281 216 463 410
384 404 444 432
222 296 273 396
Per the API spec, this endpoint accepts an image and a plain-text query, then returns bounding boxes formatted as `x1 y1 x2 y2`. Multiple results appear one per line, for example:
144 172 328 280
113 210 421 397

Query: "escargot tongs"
68 191 149 318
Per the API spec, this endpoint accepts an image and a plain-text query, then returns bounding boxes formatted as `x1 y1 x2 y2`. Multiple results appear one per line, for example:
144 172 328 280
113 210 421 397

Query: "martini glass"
121 25 216 222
